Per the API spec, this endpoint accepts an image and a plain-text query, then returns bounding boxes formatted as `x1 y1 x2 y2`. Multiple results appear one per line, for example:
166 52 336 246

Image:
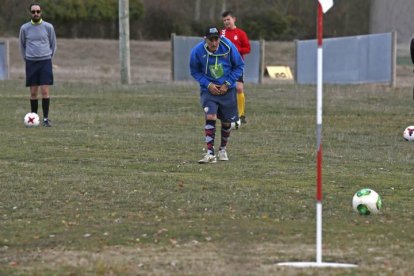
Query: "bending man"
190 26 244 164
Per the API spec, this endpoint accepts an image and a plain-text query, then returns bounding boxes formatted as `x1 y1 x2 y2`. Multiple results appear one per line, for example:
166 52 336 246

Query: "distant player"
221 10 251 124
19 3 57 127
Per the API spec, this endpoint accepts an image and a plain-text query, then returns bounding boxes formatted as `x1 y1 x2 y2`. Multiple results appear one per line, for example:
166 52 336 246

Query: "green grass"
1 80 414 275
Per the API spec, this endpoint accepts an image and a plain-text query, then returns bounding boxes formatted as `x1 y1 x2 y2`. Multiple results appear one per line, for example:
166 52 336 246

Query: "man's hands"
208 82 229 96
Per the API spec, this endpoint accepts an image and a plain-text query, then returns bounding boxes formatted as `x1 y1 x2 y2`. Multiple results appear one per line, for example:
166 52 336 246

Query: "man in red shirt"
221 11 251 124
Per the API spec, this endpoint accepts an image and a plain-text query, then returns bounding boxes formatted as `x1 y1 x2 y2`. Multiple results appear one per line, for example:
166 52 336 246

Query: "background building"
370 0 414 44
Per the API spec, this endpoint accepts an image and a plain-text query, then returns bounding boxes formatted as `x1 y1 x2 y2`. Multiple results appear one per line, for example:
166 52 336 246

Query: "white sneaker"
198 153 217 164
218 149 229 161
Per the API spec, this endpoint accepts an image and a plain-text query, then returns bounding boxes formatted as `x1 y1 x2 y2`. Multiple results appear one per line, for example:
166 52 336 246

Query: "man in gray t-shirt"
19 3 57 127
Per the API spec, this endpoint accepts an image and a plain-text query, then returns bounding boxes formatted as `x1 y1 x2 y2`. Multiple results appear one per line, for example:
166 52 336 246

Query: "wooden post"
119 0 131 84
294 39 298 83
391 31 397 87
259 39 265 84
171 33 175 81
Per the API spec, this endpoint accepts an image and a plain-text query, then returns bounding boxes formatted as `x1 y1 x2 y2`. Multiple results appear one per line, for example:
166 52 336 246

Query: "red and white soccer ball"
403 126 414 141
24 112 40 127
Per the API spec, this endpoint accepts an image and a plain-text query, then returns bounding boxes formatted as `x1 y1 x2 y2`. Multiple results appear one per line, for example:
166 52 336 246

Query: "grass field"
1 77 414 275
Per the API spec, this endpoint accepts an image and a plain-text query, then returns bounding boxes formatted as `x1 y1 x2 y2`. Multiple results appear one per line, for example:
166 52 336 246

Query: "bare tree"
209 0 217 22
194 0 201 21
221 0 227 14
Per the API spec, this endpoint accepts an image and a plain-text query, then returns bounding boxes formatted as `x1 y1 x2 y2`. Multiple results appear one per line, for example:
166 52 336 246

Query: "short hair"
29 3 41 11
221 10 234 18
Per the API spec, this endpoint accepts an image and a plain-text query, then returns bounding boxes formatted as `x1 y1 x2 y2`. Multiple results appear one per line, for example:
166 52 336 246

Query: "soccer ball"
352 188 382 215
24 112 40 127
231 119 241 130
403 126 414 141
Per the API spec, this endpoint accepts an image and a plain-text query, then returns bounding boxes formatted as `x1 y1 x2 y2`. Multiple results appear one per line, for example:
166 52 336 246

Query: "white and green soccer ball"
403 126 414 141
352 188 382 215
24 112 40 127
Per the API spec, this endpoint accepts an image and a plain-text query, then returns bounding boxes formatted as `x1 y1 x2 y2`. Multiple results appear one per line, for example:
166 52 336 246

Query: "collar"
31 18 43 25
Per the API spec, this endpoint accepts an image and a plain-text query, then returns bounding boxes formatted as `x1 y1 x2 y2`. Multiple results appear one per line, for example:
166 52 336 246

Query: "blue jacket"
190 36 244 93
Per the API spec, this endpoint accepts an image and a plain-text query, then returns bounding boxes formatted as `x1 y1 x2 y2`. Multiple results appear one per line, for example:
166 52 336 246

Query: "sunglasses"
31 10 41 14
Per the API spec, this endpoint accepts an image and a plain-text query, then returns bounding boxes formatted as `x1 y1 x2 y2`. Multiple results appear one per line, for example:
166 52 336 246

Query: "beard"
31 17 41 23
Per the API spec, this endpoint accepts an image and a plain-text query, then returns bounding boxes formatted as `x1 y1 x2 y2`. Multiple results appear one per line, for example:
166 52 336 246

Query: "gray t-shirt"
19 19 57 61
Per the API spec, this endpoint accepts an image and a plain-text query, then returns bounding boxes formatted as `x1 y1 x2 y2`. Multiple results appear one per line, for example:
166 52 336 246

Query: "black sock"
42 98 50 119
30 99 38 113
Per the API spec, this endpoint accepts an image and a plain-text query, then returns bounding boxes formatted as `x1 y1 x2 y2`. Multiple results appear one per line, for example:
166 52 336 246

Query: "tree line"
0 0 370 40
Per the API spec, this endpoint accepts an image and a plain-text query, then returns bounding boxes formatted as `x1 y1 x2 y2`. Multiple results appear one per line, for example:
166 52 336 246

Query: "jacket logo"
209 63 224 79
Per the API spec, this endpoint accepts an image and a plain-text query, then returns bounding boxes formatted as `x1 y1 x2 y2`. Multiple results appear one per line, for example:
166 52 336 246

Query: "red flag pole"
316 2 324 264
277 1 357 268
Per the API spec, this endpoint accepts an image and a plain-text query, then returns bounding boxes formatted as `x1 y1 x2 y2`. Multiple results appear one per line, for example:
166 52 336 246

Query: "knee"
30 88 38 98
206 114 217 120
221 121 231 128
41 87 50 97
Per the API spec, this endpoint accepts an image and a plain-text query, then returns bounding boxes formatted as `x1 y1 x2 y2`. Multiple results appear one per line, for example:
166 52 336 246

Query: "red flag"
318 0 333 13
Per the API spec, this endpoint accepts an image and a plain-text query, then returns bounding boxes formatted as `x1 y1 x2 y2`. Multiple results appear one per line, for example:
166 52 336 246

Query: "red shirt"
221 28 251 59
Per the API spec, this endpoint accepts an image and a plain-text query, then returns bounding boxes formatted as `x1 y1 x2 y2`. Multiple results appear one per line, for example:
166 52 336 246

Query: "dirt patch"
8 243 351 275
6 241 411 275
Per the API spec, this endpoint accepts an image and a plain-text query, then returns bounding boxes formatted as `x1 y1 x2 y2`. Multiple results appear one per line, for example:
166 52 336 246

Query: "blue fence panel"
296 33 394 85
0 41 9 81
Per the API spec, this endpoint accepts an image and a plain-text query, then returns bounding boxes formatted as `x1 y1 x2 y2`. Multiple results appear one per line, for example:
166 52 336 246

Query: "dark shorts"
25 59 54 87
237 73 244 83
200 87 239 122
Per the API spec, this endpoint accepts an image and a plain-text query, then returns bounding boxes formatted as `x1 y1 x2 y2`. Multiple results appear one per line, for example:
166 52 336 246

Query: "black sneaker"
240 116 247 124
42 118 52 127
